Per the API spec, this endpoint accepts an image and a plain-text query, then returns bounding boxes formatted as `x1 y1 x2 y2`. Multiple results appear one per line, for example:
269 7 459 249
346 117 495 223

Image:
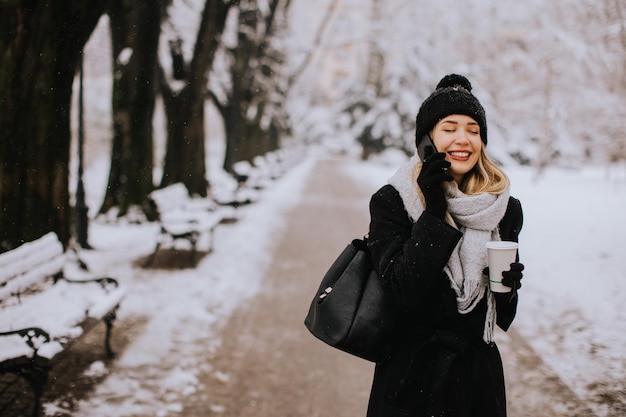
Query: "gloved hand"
502 262 524 292
483 262 524 301
417 151 453 220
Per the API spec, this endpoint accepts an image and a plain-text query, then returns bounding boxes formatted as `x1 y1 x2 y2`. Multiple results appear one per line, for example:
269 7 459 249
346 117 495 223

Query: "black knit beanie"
415 74 487 146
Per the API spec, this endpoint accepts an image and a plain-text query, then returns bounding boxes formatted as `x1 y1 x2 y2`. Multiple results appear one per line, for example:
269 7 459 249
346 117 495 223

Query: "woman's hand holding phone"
417 149 453 220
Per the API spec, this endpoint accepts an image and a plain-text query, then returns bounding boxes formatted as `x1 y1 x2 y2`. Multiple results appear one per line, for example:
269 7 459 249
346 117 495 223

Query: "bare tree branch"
287 0 339 88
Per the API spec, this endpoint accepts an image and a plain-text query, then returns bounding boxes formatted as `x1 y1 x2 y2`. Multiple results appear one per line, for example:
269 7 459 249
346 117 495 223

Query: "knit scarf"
388 154 510 343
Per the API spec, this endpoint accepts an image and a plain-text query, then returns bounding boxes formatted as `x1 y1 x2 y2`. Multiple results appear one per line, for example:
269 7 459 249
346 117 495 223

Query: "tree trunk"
222 53 254 172
160 85 208 196
99 0 164 216
0 1 106 251
159 0 235 197
221 100 270 173
220 0 287 173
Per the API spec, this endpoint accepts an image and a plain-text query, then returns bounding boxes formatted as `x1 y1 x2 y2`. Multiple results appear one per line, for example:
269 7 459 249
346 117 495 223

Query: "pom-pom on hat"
415 74 487 146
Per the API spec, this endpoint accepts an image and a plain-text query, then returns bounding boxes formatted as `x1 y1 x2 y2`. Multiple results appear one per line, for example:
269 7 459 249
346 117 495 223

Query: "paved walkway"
179 156 596 417
181 157 374 416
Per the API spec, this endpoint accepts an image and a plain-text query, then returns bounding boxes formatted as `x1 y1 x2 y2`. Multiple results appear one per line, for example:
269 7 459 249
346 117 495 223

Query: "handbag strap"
351 234 369 251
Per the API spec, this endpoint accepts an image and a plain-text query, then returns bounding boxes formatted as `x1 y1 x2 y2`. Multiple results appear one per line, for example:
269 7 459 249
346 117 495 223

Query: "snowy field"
48 149 626 417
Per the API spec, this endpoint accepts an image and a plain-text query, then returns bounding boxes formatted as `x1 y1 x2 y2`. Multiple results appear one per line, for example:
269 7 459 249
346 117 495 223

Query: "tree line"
0 0 294 251
294 0 626 171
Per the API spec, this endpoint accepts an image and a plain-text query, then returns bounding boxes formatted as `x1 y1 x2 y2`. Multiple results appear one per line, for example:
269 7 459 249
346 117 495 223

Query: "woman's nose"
455 131 470 144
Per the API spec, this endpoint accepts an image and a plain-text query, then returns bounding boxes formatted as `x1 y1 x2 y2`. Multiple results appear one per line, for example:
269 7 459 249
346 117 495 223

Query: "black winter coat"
366 184 523 417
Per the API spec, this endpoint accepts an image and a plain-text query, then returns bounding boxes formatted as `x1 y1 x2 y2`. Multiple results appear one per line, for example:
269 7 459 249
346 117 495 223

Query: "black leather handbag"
304 237 397 362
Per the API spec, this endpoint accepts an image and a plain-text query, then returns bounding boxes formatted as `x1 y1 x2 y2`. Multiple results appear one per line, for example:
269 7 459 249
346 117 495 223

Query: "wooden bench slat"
0 256 64 303
0 232 61 265
149 183 189 213
0 232 63 286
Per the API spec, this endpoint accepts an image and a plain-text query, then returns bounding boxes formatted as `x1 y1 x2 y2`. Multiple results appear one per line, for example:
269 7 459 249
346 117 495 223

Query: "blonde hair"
459 147 509 195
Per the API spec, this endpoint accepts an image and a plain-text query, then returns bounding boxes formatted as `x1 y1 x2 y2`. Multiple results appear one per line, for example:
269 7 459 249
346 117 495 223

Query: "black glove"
502 262 524 292
417 151 453 220
483 262 524 301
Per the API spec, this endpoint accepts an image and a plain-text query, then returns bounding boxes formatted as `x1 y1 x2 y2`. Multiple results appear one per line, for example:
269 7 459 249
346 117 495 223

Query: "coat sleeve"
495 196 524 331
367 185 462 313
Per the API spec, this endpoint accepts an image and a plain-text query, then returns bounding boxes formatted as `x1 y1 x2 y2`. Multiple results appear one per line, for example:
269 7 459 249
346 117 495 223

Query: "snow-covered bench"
146 183 231 265
229 150 297 193
0 232 126 416
212 163 259 212
254 151 289 181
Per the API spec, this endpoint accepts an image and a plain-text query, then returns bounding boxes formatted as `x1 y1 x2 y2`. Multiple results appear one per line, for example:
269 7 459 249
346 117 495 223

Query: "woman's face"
431 114 483 184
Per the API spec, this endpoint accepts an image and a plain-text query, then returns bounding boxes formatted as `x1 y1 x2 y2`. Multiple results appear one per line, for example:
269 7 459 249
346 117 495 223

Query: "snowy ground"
509 165 626 417
47 149 626 417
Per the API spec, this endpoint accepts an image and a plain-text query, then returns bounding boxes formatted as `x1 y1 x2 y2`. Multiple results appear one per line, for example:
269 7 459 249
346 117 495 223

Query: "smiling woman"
364 74 524 417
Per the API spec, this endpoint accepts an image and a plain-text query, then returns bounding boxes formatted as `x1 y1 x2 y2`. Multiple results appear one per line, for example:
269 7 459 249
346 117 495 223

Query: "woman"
366 74 524 417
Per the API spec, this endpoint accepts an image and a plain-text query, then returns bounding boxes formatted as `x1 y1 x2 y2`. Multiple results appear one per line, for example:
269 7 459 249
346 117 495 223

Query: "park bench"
231 159 270 192
209 161 261 212
253 151 288 181
212 150 300 210
226 150 294 193
0 232 126 417
146 183 231 265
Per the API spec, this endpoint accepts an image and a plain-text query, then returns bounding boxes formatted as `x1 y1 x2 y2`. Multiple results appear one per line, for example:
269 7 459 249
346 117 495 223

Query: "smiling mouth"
449 151 471 158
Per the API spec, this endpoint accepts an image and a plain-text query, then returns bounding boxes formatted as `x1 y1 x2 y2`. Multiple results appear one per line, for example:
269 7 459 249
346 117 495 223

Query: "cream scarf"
388 154 510 343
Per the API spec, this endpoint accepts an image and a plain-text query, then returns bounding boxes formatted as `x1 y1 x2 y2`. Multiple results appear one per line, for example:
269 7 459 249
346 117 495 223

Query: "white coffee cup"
485 241 519 293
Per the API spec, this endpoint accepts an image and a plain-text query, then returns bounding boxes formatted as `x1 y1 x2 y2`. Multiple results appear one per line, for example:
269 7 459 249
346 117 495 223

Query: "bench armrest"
0 327 51 352
55 275 121 291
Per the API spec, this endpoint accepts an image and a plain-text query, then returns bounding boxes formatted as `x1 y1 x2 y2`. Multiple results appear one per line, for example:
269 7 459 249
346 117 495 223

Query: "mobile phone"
417 134 437 161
